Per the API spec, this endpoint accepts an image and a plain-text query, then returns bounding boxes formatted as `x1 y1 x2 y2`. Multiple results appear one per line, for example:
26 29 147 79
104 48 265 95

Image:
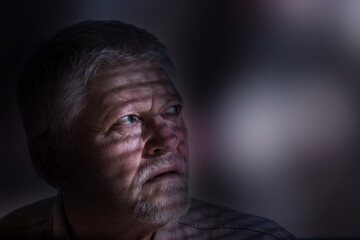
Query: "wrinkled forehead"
88 61 181 103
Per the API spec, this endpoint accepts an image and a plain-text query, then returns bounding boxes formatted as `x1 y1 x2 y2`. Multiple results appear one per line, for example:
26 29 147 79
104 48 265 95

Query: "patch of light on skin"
65 61 189 229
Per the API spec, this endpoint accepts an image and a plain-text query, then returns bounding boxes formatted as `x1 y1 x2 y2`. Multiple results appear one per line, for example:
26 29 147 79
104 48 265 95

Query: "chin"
132 182 190 224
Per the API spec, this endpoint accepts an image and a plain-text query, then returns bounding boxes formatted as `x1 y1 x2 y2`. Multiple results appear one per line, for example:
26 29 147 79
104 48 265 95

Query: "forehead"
89 61 181 106
96 61 170 85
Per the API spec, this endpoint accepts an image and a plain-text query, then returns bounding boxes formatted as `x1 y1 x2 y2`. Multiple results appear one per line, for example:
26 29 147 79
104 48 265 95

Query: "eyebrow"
97 80 182 126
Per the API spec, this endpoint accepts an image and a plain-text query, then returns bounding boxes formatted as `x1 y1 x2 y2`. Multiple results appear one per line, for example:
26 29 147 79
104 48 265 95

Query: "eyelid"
168 103 182 111
110 115 139 129
120 115 134 120
162 104 183 119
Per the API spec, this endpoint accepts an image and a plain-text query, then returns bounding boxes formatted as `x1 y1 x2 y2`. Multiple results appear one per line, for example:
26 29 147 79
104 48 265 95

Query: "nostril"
145 121 180 156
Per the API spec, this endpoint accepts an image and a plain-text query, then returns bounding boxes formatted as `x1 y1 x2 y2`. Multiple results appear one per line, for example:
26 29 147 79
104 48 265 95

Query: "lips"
144 163 182 184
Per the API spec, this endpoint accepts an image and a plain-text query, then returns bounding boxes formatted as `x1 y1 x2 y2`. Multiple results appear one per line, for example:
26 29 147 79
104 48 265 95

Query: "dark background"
1 0 360 238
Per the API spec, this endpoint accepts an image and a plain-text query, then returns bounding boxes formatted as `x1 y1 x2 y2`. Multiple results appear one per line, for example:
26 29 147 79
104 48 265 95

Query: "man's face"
62 61 189 224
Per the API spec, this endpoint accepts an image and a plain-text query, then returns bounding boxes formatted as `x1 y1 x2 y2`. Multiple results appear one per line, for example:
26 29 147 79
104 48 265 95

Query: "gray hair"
17 20 176 151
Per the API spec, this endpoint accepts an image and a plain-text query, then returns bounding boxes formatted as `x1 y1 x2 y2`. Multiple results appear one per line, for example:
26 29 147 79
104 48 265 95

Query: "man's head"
17 20 190 226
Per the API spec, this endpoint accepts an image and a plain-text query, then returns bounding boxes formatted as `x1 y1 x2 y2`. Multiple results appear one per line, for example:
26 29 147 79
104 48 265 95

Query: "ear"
29 138 66 185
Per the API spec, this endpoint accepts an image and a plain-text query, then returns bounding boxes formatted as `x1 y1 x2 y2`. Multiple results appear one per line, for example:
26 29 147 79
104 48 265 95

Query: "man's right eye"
107 115 140 136
109 116 139 131
117 115 137 125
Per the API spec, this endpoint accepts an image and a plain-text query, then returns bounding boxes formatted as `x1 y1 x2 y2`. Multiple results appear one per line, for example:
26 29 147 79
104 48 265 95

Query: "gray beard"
131 152 190 224
132 181 190 224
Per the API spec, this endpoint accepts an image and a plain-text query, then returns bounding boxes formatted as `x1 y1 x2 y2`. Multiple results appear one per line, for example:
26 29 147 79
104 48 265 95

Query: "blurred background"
1 0 360 238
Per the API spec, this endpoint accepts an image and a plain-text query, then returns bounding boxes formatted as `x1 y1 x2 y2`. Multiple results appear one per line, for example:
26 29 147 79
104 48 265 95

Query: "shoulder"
177 198 296 240
0 197 55 238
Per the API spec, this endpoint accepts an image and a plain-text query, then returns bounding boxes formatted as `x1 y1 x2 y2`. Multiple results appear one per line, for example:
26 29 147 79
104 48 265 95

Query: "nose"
144 117 179 157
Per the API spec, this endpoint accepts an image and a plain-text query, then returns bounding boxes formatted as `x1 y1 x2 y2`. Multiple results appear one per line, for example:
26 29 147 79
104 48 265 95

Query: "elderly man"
0 20 295 240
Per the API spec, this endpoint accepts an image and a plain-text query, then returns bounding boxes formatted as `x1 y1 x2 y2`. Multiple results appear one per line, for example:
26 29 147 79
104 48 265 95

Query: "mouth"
145 165 182 184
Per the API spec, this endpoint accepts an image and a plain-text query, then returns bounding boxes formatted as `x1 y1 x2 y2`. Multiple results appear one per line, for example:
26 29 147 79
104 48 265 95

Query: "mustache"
137 152 186 183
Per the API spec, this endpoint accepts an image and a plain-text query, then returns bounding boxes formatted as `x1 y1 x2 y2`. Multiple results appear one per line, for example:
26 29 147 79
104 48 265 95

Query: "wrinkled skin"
59 61 190 240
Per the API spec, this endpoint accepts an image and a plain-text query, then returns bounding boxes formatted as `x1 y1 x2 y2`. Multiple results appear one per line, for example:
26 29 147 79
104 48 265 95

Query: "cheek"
69 133 145 188
175 121 189 160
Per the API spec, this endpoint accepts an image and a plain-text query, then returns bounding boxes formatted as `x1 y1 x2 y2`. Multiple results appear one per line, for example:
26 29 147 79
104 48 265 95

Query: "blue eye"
119 115 137 125
109 115 139 133
162 105 182 120
168 105 181 114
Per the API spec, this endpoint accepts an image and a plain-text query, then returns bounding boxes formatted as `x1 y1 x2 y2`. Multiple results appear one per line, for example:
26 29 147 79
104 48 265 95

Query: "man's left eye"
163 105 182 120
168 105 181 114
